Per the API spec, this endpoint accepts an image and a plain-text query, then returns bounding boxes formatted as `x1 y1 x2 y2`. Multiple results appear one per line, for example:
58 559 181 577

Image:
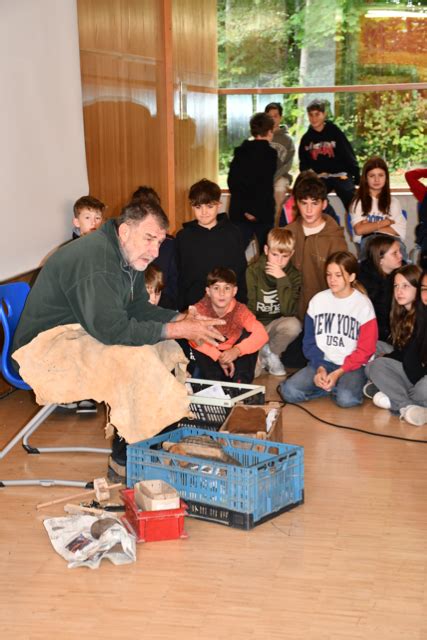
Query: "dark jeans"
193 349 257 384
322 176 356 212
234 220 272 251
179 330 257 383
324 201 340 225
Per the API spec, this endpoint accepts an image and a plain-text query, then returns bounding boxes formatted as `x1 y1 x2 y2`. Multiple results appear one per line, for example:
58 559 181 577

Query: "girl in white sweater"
350 156 407 259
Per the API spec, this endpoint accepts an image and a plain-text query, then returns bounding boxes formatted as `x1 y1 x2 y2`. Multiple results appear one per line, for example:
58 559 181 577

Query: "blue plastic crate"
126 427 304 529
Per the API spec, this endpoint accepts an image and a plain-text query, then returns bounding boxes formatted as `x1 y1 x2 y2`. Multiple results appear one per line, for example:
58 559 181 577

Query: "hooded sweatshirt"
246 253 302 324
270 125 295 183
227 139 277 225
286 214 348 319
13 219 177 354
175 213 247 311
299 121 360 183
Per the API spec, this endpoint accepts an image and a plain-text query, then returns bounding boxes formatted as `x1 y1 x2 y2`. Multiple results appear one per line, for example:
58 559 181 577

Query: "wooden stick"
64 503 107 516
36 483 123 510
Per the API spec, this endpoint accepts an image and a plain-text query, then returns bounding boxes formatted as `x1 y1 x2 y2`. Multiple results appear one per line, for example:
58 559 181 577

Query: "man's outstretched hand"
166 313 225 347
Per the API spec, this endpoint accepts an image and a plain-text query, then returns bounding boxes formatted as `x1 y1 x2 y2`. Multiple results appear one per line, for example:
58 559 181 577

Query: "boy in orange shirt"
190 267 268 383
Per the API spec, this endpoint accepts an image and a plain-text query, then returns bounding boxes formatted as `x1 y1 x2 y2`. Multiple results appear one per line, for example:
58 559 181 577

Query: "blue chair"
0 282 109 488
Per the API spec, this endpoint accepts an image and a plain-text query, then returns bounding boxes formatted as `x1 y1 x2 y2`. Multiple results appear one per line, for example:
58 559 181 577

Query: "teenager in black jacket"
176 179 247 312
228 112 277 250
299 99 359 212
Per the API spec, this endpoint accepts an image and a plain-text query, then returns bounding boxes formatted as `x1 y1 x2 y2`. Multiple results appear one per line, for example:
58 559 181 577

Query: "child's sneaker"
255 344 270 376
254 355 264 378
373 391 391 410
267 351 287 377
363 381 379 399
399 405 427 426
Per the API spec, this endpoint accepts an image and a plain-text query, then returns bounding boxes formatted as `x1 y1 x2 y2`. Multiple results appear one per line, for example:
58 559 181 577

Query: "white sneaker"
260 344 271 368
255 344 270 377
373 391 391 410
400 405 427 426
254 356 264 378
267 351 287 376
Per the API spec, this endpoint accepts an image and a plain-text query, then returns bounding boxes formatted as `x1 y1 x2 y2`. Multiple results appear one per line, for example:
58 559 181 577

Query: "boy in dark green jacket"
246 228 302 376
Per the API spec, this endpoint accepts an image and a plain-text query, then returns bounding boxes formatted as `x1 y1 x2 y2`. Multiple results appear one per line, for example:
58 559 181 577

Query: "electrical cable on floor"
275 383 427 444
0 388 17 401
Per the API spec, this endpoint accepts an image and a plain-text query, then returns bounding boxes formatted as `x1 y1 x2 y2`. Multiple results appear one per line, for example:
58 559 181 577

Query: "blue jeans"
280 362 366 408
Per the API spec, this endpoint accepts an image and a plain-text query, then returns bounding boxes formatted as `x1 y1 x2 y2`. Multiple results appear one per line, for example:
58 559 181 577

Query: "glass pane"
218 0 427 89
218 0 427 184
219 89 427 186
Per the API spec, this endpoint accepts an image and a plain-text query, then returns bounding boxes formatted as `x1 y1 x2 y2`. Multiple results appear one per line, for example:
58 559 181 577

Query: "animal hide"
13 324 190 444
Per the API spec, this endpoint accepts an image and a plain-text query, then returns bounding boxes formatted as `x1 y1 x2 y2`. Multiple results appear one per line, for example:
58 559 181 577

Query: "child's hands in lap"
315 367 344 391
218 346 240 365
314 366 329 390
219 362 235 378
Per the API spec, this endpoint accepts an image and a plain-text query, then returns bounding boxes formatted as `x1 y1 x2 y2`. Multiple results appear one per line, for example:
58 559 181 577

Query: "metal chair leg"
21 406 111 455
0 478 93 488
0 404 57 460
0 404 109 488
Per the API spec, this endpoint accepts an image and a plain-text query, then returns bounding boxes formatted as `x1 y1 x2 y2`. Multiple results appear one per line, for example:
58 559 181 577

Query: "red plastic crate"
120 488 188 543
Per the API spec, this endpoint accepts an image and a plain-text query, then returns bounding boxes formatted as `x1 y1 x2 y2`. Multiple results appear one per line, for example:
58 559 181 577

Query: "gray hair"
114 201 169 230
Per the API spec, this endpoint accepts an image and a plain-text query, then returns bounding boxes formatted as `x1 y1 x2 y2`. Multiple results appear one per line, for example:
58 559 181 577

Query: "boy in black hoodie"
228 112 277 250
298 99 359 213
176 179 247 311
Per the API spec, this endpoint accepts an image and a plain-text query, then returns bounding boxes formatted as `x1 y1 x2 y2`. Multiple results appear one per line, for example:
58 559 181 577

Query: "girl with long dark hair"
366 266 427 426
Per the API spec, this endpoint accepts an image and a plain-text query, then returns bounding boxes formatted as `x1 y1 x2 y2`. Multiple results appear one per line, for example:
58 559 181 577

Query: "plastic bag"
43 514 136 569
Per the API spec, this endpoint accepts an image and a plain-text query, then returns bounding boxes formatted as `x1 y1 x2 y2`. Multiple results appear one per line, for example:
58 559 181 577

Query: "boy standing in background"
264 102 295 223
228 112 277 250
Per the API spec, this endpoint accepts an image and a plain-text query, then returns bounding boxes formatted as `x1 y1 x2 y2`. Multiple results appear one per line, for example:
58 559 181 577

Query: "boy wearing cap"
298 99 359 212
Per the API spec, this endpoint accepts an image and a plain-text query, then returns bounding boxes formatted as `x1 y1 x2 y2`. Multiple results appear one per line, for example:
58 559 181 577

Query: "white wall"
0 0 88 281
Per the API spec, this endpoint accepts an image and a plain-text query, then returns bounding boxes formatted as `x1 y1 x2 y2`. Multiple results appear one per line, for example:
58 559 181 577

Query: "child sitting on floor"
189 267 268 384
72 195 105 239
144 264 164 306
246 227 302 377
281 251 377 408
176 178 247 311
350 156 407 259
365 265 426 425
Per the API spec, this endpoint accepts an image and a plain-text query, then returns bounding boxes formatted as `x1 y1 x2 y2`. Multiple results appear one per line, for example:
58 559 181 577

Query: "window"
218 0 427 186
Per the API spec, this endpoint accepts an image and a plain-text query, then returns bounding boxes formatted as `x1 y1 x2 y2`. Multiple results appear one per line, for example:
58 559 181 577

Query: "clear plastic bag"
43 514 136 569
